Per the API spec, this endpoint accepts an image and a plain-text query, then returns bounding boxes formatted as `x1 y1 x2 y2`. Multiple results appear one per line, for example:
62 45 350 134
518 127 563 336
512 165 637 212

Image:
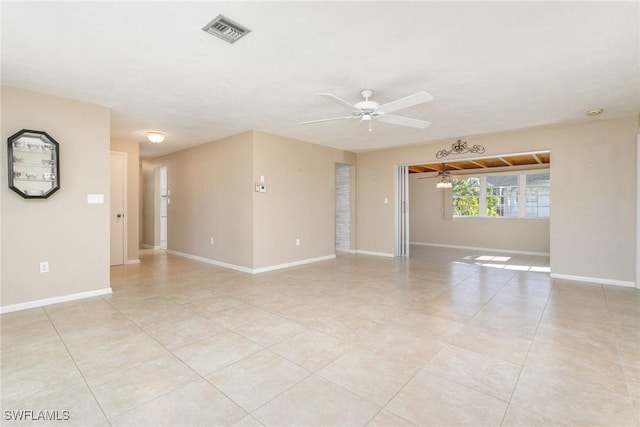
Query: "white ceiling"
2 2 638 159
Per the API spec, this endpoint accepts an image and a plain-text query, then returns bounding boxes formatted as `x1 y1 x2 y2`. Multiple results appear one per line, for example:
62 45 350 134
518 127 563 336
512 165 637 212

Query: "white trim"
636 127 640 289
253 255 336 274
110 151 128 266
126 259 141 264
551 273 635 288
166 250 336 274
0 288 113 314
411 242 550 257
356 250 395 258
166 250 254 274
140 243 155 249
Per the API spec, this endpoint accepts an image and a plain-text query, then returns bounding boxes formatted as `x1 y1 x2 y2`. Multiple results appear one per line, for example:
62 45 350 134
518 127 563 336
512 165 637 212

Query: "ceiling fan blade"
318 93 358 111
377 91 433 114
378 114 431 129
298 115 356 125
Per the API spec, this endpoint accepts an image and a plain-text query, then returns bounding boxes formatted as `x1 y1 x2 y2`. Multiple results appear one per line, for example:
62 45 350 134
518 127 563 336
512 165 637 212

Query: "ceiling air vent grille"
202 15 251 44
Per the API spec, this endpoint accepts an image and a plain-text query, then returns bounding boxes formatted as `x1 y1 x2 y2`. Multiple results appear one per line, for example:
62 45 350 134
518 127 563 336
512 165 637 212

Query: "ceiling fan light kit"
436 179 453 189
300 89 433 131
436 166 453 189
418 162 455 189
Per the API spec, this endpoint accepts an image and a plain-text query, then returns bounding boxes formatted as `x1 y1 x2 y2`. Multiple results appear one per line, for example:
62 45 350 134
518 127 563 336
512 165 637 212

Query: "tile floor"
1 246 638 426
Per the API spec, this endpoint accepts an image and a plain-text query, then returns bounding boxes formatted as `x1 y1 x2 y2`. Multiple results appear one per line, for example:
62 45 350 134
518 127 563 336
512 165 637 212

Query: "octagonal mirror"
8 129 60 199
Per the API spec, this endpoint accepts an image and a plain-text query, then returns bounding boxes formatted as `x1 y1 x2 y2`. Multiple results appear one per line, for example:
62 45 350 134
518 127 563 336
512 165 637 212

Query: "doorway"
335 163 352 253
110 152 127 265
397 151 551 261
156 166 168 250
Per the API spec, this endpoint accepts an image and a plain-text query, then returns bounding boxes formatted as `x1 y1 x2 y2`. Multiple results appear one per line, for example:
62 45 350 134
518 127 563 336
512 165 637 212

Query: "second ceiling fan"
299 89 433 131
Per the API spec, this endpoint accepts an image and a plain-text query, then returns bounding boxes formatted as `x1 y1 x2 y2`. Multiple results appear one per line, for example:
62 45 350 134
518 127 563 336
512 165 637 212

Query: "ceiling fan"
299 89 433 131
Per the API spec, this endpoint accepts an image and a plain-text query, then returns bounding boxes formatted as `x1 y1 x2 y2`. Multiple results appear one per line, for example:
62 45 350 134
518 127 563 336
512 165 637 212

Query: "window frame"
452 169 550 219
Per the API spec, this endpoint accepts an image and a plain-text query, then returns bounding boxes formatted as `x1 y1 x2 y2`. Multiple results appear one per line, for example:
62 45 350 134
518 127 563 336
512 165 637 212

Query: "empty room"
1 2 639 426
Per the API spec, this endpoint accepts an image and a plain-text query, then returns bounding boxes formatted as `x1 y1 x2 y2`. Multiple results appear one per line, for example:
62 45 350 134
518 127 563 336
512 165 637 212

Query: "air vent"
202 14 251 44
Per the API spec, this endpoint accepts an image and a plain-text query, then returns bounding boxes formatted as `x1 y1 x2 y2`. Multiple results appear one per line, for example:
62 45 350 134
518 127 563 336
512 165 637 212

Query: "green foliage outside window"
452 178 500 217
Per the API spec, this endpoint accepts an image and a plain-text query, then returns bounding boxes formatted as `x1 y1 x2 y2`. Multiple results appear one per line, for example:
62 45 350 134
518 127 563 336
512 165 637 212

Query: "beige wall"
142 132 255 268
140 131 356 271
1 86 111 308
357 117 637 283
111 138 140 262
252 131 356 268
409 173 550 253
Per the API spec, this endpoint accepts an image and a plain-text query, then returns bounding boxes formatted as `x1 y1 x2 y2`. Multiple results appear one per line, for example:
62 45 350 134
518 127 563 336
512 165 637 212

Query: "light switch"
384 197 389 204
87 194 104 204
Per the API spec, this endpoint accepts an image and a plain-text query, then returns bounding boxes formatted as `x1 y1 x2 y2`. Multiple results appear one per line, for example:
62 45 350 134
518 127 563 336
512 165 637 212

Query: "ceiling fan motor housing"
354 100 379 114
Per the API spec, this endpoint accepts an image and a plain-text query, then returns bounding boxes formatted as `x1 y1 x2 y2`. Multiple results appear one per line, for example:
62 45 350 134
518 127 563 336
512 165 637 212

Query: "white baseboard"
410 242 550 257
166 250 254 274
166 250 336 275
0 287 113 314
126 259 141 264
550 273 635 288
355 250 395 258
140 243 155 249
253 255 336 274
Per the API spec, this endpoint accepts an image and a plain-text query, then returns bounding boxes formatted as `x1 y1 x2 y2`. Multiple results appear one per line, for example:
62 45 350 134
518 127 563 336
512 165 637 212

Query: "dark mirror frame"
8 129 60 199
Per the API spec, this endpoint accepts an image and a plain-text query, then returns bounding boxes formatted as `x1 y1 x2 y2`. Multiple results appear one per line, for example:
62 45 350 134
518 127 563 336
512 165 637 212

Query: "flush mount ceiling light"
586 108 604 116
146 132 166 144
202 14 251 44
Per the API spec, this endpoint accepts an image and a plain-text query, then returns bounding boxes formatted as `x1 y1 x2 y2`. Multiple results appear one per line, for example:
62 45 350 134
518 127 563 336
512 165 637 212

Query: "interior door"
110 152 126 266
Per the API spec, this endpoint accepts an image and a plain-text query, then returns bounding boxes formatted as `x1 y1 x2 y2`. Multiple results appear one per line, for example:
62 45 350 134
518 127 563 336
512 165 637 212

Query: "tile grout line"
497 274 554 426
41 306 113 427
100 294 258 424
602 286 640 425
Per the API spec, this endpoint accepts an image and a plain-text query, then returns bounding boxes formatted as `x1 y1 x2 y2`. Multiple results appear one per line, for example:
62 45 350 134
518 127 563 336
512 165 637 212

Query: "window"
452 171 549 218
525 173 550 217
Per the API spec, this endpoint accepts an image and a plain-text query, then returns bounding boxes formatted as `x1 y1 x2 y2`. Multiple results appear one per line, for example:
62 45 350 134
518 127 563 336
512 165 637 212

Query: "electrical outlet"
40 261 49 273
